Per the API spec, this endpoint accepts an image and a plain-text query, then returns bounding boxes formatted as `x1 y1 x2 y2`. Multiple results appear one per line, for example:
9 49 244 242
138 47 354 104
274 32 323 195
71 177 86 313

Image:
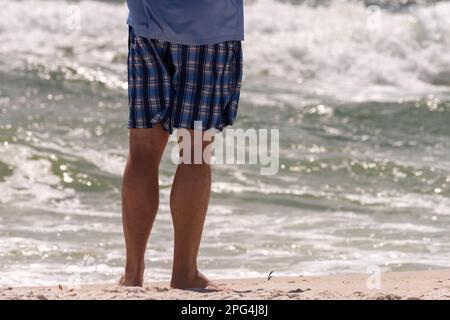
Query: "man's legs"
170 129 218 289
121 124 169 286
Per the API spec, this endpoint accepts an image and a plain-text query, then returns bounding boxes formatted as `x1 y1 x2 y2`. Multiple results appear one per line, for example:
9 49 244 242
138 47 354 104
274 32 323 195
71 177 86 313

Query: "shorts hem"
127 120 236 135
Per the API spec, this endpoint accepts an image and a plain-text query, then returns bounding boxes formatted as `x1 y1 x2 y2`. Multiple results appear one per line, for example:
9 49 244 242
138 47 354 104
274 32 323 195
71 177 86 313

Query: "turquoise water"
0 0 450 286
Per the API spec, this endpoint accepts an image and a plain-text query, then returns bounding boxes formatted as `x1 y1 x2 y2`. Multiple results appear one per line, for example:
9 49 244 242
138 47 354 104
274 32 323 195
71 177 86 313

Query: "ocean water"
1 0 450 286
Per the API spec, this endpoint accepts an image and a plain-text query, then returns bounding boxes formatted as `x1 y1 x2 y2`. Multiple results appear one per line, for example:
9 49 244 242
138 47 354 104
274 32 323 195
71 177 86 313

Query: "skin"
120 124 220 290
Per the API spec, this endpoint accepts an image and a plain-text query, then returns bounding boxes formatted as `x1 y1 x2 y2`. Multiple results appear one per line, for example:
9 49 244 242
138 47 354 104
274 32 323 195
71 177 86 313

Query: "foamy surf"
0 0 449 101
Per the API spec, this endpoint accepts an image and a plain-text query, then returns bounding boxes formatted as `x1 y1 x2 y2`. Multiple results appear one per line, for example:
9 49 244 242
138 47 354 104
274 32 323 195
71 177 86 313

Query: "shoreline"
1 269 449 300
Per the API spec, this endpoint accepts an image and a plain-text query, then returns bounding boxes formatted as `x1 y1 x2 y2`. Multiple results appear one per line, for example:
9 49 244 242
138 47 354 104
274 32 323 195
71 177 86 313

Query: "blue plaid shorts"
128 27 243 134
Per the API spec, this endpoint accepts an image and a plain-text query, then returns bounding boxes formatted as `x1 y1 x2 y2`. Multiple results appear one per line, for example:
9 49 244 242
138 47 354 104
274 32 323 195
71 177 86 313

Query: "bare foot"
170 270 225 291
118 274 144 287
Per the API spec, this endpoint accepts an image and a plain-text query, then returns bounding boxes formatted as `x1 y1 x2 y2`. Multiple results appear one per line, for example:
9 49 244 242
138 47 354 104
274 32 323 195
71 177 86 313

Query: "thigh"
129 124 170 158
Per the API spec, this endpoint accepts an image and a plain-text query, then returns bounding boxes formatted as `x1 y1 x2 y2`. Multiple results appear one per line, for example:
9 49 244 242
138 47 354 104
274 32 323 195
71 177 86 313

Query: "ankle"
121 271 144 287
171 267 198 282
120 275 144 287
124 262 145 281
170 269 217 290
173 263 198 274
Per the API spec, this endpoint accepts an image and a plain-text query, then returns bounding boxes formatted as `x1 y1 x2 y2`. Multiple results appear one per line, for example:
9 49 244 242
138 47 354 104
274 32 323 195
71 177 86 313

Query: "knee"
177 130 214 165
178 144 213 165
129 143 165 165
128 135 168 166
130 127 168 161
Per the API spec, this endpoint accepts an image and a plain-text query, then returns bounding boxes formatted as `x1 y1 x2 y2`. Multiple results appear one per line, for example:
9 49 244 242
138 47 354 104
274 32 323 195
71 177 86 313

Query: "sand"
1 269 450 300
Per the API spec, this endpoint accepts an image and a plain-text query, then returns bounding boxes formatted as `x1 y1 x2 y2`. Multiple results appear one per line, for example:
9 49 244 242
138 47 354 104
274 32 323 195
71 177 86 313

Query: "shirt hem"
128 23 244 45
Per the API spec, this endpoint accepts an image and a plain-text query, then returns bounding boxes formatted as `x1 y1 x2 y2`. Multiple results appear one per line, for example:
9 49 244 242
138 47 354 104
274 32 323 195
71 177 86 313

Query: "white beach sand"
1 269 449 300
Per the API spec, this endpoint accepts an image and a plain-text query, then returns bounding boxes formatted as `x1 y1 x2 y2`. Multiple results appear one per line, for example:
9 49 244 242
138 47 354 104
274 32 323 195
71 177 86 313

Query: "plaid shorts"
128 27 243 134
